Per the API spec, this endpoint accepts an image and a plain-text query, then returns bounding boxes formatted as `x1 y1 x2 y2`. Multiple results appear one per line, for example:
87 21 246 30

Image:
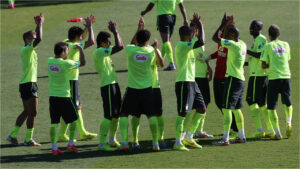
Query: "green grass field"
1 0 299 168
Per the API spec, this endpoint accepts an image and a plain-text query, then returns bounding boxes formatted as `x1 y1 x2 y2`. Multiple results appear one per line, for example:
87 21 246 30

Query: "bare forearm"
155 48 165 67
194 23 204 48
33 23 42 47
247 50 261 59
142 3 154 16
79 48 86 66
112 31 124 54
179 3 188 22
212 24 224 44
84 26 95 49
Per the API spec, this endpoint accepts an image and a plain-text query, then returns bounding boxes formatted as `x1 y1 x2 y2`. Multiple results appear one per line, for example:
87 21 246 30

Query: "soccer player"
7 13 44 146
260 24 293 140
48 42 86 155
173 13 206 151
92 20 124 151
209 14 239 139
59 15 97 141
119 17 164 151
212 15 247 146
245 20 274 138
141 0 189 71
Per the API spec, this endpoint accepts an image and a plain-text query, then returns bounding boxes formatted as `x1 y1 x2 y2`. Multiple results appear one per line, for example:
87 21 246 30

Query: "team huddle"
7 0 293 155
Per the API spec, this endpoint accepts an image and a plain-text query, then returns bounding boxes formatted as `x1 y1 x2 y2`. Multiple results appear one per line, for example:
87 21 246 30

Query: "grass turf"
1 0 299 168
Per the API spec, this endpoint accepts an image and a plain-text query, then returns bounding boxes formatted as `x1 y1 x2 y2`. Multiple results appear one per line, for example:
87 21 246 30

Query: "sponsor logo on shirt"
188 42 192 46
134 54 148 62
49 64 61 73
241 50 246 56
74 62 79 66
273 46 286 55
105 49 109 54
224 40 231 46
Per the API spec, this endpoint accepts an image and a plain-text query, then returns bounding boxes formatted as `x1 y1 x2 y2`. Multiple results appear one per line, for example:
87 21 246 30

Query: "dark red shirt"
211 34 228 79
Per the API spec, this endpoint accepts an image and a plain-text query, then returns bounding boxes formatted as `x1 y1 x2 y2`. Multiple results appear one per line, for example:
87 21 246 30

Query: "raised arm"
74 45 86 67
192 13 204 49
108 21 124 55
178 2 189 26
33 13 44 47
130 17 145 45
141 2 155 16
152 39 165 67
83 15 95 49
212 13 227 44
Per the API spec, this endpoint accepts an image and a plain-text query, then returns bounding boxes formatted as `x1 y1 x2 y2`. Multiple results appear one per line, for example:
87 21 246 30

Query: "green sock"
50 124 58 143
77 109 87 135
59 118 69 137
232 109 245 130
25 128 34 142
222 109 232 131
109 118 119 138
250 104 262 130
131 116 140 143
196 113 206 132
183 111 192 132
10 125 20 138
119 117 129 143
284 105 293 125
100 118 111 144
261 105 273 131
157 115 165 140
69 121 77 140
164 41 174 63
188 113 203 133
269 109 279 130
161 43 165 58
148 116 159 144
175 116 185 139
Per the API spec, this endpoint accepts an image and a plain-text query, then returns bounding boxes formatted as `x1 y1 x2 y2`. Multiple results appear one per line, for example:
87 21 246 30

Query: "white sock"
68 139 74 146
52 143 58 150
186 132 193 140
109 136 115 143
175 138 181 145
99 143 104 147
238 128 245 139
287 118 292 126
181 131 187 140
223 130 230 142
257 128 263 132
275 128 281 136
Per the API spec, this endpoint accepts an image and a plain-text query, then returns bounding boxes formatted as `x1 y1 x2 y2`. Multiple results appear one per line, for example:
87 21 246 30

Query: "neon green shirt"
126 45 155 89
221 39 247 81
150 0 183 16
92 47 118 87
192 38 207 78
63 39 85 80
20 42 38 84
260 40 291 80
175 41 196 82
48 58 80 97
248 34 267 76
151 49 162 88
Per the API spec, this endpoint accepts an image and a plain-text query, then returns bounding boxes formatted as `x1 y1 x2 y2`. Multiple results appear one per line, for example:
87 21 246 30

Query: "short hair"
251 20 263 31
136 30 151 45
227 27 240 38
23 30 33 42
96 31 111 46
54 42 68 56
269 24 280 38
68 26 84 41
179 26 192 38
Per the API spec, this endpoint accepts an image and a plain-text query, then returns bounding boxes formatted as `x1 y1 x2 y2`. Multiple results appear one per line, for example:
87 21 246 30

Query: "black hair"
227 27 240 38
136 30 151 45
179 26 192 40
23 30 33 42
54 42 68 56
251 20 263 31
269 24 280 38
96 31 111 46
68 26 84 41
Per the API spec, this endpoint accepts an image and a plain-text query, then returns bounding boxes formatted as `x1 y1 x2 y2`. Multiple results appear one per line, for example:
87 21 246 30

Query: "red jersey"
211 33 228 79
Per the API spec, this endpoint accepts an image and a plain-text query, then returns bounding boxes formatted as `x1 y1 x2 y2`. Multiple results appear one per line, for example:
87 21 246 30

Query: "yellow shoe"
182 138 202 149
109 140 121 148
98 144 117 151
248 131 265 139
173 143 189 151
264 131 275 138
286 124 292 138
80 133 97 140
271 135 282 140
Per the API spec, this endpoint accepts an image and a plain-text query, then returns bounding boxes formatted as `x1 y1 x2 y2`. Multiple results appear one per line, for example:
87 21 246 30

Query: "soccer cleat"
80 133 97 140
119 143 129 151
98 144 117 151
231 137 246 144
194 131 214 138
7 135 19 146
271 135 282 140
213 139 230 146
173 143 189 151
66 144 78 152
163 62 176 71
286 124 292 138
248 131 265 139
7 4 15 9
264 131 275 138
153 144 160 152
109 140 121 148
131 142 141 150
229 131 239 140
52 149 64 155
182 138 202 149
159 140 168 149
23 139 41 146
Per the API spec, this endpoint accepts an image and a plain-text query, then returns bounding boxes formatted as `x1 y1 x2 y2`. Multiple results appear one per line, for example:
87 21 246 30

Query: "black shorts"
267 79 292 110
222 76 245 109
153 88 163 116
70 80 81 108
213 78 225 110
101 83 121 120
175 81 205 114
157 14 176 36
19 82 38 101
120 87 154 118
49 96 78 124
195 78 210 105
246 76 268 106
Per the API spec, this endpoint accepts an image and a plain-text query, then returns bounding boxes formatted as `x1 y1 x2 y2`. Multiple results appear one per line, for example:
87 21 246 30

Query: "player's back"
20 42 38 84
